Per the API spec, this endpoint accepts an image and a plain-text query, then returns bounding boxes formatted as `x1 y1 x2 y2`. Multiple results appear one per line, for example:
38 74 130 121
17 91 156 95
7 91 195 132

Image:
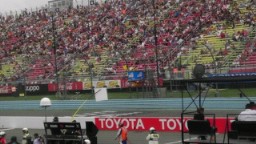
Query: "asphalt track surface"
0 109 249 144
0 97 255 144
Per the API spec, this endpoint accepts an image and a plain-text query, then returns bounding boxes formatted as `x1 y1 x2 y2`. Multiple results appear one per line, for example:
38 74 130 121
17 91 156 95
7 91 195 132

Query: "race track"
0 97 255 144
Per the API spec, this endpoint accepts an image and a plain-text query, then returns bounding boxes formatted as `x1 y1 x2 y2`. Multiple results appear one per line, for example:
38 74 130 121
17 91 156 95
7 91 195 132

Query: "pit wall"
0 116 94 129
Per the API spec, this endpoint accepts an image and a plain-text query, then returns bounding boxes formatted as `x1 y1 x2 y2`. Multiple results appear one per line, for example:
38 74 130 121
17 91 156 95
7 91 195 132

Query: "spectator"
51 117 62 136
238 102 256 121
7 136 20 144
53 116 59 122
0 131 7 144
33 133 44 144
194 107 205 120
0 0 244 81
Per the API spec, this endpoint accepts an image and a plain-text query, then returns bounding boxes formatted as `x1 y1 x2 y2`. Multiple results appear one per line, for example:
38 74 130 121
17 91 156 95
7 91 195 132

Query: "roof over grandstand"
172 76 256 83
0 0 49 14
0 0 91 14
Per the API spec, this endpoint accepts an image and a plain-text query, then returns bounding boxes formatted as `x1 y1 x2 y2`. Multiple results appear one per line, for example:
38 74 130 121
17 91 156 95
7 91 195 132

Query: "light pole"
205 45 219 97
51 13 60 96
86 62 94 96
85 1 94 97
152 0 160 88
89 63 94 96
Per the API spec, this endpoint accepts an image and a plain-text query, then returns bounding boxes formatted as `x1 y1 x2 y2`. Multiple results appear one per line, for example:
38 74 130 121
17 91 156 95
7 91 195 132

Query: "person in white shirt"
21 128 30 144
146 127 159 144
238 102 256 121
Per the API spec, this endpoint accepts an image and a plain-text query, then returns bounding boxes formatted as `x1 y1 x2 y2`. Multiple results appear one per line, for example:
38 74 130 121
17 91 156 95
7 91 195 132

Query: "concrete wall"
0 116 94 129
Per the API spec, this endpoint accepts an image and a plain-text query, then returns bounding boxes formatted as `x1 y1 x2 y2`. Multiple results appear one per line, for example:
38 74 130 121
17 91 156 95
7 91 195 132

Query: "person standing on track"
21 128 31 144
146 127 159 144
32 133 44 144
115 122 128 144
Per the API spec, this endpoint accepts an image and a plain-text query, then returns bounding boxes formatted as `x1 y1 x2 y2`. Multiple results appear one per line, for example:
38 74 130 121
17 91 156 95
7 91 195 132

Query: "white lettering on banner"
129 119 136 129
26 86 40 92
0 87 8 94
98 118 145 129
105 119 114 129
122 119 129 127
135 119 144 129
185 120 188 129
67 83 73 90
0 86 9 94
159 118 188 130
114 119 121 128
159 119 166 129
168 119 176 130
59 83 73 90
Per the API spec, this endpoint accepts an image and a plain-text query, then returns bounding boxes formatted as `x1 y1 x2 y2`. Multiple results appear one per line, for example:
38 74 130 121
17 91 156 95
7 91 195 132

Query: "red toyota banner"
95 117 234 133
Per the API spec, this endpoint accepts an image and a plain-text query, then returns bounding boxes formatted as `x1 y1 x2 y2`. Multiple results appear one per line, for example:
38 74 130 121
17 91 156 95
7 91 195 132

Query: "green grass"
0 88 255 101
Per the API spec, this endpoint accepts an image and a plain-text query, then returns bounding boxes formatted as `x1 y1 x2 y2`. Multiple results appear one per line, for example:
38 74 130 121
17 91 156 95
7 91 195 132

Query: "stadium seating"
0 0 255 83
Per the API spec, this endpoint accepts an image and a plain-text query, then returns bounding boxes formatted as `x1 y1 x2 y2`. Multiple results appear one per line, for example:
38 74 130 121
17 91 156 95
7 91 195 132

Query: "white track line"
0 128 14 131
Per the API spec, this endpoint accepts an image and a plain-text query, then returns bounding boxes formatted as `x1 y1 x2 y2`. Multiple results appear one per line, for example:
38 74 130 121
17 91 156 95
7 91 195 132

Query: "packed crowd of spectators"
0 0 255 82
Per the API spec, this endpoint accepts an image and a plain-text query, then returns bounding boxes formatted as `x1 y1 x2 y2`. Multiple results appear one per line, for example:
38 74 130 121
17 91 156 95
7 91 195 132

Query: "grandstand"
0 0 255 91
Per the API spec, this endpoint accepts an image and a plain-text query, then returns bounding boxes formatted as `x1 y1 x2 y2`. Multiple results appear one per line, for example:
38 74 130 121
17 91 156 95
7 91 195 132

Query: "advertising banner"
128 71 145 81
0 85 12 94
105 80 121 88
48 82 83 92
25 84 48 95
121 78 163 88
84 81 92 90
95 81 106 88
121 78 129 88
95 117 234 133
83 80 121 90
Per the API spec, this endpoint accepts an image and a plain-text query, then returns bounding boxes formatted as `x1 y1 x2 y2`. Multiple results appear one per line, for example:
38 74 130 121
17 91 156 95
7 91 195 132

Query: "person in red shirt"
0 131 7 144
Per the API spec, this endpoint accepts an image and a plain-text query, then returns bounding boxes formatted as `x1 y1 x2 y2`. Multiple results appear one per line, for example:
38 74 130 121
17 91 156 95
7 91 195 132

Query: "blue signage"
128 71 145 81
